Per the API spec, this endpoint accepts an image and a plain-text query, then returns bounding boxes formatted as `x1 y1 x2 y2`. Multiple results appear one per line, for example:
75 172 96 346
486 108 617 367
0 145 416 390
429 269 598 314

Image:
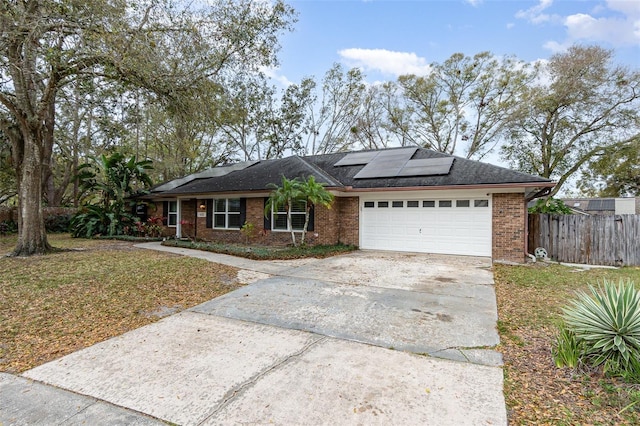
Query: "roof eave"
338 181 556 192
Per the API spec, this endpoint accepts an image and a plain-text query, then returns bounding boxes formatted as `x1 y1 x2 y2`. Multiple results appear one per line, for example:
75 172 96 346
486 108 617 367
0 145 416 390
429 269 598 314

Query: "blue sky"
267 0 640 85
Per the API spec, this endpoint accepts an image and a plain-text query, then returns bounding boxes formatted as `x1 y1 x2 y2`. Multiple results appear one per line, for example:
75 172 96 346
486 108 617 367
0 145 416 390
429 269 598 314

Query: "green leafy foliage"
0 220 17 236
561 279 640 374
265 175 334 246
528 197 573 214
71 153 153 238
552 324 584 368
44 213 72 233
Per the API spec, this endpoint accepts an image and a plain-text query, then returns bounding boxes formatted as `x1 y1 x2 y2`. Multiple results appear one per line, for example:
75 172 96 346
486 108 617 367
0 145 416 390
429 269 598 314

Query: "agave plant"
562 279 640 369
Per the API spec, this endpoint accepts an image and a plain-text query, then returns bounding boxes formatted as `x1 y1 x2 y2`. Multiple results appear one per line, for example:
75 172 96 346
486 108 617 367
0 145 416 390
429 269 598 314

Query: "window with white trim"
167 201 178 227
214 198 241 229
273 200 306 231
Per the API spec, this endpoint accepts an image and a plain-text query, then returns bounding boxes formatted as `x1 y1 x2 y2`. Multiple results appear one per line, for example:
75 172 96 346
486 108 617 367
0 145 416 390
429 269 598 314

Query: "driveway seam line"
197 336 327 425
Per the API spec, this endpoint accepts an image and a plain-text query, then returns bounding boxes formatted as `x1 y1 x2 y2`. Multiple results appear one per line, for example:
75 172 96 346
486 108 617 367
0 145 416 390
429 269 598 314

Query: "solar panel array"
335 148 454 179
586 199 615 211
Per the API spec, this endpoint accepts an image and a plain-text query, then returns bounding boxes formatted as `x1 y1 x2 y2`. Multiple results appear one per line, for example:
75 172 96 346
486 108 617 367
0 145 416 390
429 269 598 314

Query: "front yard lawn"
0 234 240 373
495 262 640 425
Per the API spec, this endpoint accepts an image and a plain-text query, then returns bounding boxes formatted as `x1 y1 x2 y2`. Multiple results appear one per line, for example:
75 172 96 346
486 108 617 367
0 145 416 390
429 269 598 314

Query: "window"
167 201 178 227
439 200 452 207
474 199 489 208
407 201 419 208
456 200 470 207
378 201 389 208
364 201 375 208
392 201 404 208
213 198 241 229
273 200 306 231
423 200 435 208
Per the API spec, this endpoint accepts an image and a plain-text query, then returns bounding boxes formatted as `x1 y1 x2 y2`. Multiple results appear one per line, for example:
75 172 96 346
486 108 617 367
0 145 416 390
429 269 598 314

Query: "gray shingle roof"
153 148 553 196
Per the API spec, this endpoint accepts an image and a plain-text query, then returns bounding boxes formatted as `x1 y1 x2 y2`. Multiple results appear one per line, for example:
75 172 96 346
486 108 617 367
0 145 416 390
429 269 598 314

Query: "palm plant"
265 175 334 246
561 279 640 370
298 176 334 245
265 176 302 246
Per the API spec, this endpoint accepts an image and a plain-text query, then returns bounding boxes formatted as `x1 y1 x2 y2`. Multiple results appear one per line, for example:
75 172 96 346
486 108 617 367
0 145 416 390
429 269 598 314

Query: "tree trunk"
11 130 52 256
287 204 296 247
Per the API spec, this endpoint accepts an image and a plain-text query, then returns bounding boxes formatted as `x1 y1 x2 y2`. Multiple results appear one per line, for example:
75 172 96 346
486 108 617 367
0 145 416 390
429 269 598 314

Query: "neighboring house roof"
563 197 638 215
151 147 554 197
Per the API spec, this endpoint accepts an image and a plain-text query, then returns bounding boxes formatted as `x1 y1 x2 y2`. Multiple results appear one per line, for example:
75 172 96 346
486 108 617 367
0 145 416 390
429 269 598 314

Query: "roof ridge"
293 155 344 187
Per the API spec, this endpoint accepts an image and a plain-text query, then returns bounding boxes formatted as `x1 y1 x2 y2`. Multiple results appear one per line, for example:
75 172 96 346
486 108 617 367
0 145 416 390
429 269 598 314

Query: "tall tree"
501 45 640 196
0 0 295 255
397 52 531 158
579 140 640 197
306 63 366 154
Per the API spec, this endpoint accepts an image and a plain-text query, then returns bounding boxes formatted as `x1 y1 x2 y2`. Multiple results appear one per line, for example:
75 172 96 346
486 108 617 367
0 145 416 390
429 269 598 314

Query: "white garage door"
360 197 492 256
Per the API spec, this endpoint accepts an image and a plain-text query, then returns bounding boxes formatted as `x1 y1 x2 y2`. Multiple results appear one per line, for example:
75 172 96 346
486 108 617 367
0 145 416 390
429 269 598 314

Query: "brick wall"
194 197 343 246
492 193 526 263
337 197 359 246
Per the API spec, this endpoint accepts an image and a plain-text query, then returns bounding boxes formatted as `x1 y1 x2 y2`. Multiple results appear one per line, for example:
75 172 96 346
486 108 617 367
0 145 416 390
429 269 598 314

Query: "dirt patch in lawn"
0 235 240 373
495 262 640 425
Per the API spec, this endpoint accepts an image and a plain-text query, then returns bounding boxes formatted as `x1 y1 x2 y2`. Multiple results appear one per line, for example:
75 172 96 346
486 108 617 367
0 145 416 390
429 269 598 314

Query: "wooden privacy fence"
528 214 640 266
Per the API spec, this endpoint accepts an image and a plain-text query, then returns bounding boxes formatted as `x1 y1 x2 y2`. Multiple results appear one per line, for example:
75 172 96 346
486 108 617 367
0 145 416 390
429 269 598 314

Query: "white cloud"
465 0 482 7
606 0 640 17
260 66 294 87
338 48 431 77
518 0 640 53
542 40 569 53
563 12 640 46
515 0 558 24
506 22 515 30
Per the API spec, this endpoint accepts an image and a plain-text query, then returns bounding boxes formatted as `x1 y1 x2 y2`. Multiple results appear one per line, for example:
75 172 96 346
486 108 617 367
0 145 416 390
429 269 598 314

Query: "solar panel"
353 148 417 179
397 157 454 177
375 147 418 160
354 160 407 179
334 151 380 166
587 199 615 211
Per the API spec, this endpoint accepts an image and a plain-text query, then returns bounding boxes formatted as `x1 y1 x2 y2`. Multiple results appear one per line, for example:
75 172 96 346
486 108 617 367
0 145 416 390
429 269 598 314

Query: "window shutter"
263 198 271 230
206 199 213 228
240 198 247 227
162 201 168 226
307 204 315 232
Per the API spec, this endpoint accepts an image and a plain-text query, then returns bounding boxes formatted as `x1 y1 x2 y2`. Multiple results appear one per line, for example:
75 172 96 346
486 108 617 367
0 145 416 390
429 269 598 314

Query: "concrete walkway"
2 243 507 425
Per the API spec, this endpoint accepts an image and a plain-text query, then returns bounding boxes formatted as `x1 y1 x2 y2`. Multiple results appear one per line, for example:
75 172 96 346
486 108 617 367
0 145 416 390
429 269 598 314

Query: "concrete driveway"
13 245 506 425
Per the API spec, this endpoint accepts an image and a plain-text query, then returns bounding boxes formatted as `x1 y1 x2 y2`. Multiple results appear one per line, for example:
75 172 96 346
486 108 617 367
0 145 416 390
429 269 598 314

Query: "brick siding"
337 197 359 246
492 193 526 263
183 196 359 247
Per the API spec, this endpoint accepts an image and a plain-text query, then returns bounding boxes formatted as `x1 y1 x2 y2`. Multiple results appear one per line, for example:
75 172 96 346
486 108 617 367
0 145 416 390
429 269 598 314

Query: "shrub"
70 205 138 238
561 279 640 373
45 213 72 233
0 220 17 235
528 197 573 214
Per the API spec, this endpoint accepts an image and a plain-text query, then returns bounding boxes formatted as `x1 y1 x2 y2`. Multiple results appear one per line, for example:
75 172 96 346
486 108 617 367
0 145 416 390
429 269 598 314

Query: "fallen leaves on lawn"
495 263 640 425
0 236 240 373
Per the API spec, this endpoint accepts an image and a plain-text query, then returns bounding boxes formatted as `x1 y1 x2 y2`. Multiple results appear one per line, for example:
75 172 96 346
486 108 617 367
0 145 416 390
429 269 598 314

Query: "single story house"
143 147 555 263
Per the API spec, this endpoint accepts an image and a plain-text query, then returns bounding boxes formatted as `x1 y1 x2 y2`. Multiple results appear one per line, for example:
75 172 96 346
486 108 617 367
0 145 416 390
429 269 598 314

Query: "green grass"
162 239 358 260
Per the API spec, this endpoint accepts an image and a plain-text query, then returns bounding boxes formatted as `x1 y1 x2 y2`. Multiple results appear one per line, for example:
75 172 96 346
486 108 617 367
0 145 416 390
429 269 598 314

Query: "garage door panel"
361 197 491 257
